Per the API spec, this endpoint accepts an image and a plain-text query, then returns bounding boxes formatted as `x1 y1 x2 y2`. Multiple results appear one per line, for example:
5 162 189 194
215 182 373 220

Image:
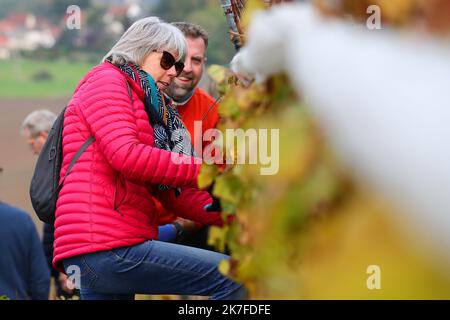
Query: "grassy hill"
0 59 94 98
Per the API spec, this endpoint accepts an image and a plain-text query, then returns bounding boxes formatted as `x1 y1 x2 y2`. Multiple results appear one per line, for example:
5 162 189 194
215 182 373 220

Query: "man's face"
167 36 206 101
23 128 48 155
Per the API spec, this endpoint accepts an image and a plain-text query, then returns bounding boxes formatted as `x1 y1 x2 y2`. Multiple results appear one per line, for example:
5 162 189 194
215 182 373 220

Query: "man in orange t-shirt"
156 22 220 250
176 87 219 152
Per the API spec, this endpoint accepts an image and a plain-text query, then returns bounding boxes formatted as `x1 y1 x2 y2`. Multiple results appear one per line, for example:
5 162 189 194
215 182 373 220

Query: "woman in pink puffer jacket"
55 17 245 300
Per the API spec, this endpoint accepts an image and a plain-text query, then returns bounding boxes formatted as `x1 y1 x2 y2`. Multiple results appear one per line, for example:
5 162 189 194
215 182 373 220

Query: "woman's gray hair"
103 17 187 66
21 109 57 137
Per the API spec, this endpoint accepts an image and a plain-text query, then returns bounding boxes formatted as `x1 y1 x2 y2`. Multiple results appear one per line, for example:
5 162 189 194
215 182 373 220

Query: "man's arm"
27 218 50 300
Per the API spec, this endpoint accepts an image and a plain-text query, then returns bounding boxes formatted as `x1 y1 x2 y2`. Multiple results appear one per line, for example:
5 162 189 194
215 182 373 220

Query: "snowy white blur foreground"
232 3 450 258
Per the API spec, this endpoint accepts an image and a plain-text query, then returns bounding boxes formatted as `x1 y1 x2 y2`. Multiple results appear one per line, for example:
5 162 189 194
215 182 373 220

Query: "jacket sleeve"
155 187 224 227
77 69 200 187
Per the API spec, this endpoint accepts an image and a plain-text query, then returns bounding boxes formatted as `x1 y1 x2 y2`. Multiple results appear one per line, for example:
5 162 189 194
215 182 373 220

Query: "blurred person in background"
0 166 50 300
21 109 77 299
21 110 57 155
158 22 221 251
55 17 244 300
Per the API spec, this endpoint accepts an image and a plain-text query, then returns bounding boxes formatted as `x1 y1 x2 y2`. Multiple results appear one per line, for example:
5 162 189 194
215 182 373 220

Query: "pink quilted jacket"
53 62 222 269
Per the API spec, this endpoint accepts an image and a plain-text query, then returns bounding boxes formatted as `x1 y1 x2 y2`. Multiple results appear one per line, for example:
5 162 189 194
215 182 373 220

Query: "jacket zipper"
113 174 123 216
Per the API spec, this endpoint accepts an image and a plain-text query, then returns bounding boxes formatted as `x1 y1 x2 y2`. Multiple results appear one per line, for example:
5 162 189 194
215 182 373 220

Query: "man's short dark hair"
171 22 209 49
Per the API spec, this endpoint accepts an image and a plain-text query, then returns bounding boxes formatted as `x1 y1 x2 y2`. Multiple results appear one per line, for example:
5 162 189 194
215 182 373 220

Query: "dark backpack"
29 107 94 224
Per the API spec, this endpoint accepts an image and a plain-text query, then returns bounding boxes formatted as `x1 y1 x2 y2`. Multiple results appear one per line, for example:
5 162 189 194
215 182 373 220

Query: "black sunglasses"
159 51 184 76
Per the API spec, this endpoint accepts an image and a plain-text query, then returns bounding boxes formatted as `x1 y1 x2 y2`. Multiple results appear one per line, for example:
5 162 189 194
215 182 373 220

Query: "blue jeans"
63 240 246 300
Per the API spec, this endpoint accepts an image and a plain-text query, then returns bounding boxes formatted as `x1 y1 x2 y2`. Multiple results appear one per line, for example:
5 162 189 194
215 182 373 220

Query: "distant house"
0 35 9 59
103 6 128 35
0 13 61 59
103 4 144 35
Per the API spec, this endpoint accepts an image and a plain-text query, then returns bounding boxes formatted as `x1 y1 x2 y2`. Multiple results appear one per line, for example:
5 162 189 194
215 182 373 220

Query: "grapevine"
201 0 450 299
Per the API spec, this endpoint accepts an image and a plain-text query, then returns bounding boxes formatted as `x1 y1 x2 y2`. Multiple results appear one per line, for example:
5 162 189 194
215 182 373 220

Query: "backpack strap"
202 96 222 121
126 79 133 103
125 79 135 112
57 136 95 192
